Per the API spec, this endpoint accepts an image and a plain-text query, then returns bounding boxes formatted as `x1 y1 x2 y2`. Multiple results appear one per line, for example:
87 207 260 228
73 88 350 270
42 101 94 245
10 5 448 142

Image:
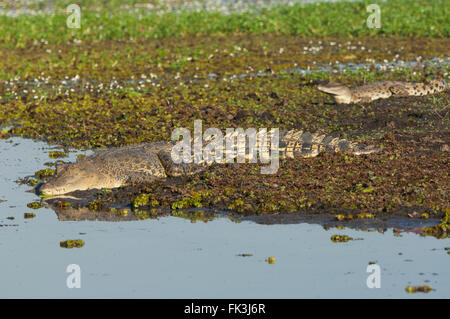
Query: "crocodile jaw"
317 83 353 104
39 179 94 195
38 161 124 195
334 94 353 104
40 178 124 195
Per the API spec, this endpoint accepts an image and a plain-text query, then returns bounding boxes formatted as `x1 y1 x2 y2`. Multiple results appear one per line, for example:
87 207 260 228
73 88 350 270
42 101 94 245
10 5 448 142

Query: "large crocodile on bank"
39 129 382 195
317 79 448 104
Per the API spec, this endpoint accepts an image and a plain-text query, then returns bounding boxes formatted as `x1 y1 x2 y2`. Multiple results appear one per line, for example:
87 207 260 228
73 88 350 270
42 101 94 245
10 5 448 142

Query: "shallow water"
0 137 449 298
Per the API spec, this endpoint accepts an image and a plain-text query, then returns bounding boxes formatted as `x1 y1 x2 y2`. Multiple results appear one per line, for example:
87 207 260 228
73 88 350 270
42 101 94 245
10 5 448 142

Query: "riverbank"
1 1 448 225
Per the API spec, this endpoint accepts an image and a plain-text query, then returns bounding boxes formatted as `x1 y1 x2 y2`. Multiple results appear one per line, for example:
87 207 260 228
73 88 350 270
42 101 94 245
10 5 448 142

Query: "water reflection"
1 136 449 298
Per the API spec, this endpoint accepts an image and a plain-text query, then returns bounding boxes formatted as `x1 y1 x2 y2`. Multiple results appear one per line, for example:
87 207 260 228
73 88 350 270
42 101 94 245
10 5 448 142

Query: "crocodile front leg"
125 151 168 184
157 150 207 177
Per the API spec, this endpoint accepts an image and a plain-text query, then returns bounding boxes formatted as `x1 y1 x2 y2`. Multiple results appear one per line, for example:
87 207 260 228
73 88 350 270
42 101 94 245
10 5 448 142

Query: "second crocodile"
317 79 448 104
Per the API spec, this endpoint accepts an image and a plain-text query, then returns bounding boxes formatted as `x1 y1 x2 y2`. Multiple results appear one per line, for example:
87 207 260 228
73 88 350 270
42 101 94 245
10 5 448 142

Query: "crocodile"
317 79 448 104
39 129 382 195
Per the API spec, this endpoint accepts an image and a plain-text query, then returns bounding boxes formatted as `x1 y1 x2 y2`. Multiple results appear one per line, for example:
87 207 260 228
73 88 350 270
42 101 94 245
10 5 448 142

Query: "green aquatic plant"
424 209 450 239
131 193 160 209
48 151 68 159
34 168 55 179
405 285 432 293
87 200 107 211
131 193 150 208
171 210 215 223
27 201 44 209
0 129 11 139
115 209 129 217
171 197 203 210
26 179 39 187
60 239 85 248
331 235 353 243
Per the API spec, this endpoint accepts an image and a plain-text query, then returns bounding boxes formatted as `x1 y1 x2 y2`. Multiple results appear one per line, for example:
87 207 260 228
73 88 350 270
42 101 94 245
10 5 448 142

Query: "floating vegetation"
134 209 152 220
60 239 85 249
131 193 160 210
87 200 107 211
423 209 450 239
26 178 39 187
228 199 246 213
336 213 375 221
115 209 129 217
0 129 10 139
48 151 67 159
266 257 276 264
171 210 215 223
27 201 44 209
405 285 432 293
331 235 353 243
171 197 203 210
236 253 253 257
131 193 150 208
24 213 35 219
34 168 55 180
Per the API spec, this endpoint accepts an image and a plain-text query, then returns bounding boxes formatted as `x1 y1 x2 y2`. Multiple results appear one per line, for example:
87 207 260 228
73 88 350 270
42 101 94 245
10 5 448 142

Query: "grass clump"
0 0 447 48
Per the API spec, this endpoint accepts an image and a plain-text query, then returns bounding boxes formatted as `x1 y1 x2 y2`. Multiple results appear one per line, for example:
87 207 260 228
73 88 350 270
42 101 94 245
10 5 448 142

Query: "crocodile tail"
320 137 384 155
347 142 384 155
279 130 383 158
428 79 449 92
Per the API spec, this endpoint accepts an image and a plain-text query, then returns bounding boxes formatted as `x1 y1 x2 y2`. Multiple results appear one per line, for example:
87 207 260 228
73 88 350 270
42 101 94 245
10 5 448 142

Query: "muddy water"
0 137 449 298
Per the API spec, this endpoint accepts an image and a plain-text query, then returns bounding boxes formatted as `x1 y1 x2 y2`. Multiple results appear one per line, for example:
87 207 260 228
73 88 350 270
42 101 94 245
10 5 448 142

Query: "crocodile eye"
56 161 69 174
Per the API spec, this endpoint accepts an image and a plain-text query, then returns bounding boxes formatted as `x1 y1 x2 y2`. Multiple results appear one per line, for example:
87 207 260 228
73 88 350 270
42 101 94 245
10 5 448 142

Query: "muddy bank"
33 131 448 233
1 35 448 148
1 69 448 149
2 34 447 226
1 35 448 82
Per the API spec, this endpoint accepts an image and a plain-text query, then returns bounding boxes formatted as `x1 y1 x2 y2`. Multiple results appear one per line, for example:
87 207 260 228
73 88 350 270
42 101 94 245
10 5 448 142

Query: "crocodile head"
39 160 109 195
317 82 353 104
